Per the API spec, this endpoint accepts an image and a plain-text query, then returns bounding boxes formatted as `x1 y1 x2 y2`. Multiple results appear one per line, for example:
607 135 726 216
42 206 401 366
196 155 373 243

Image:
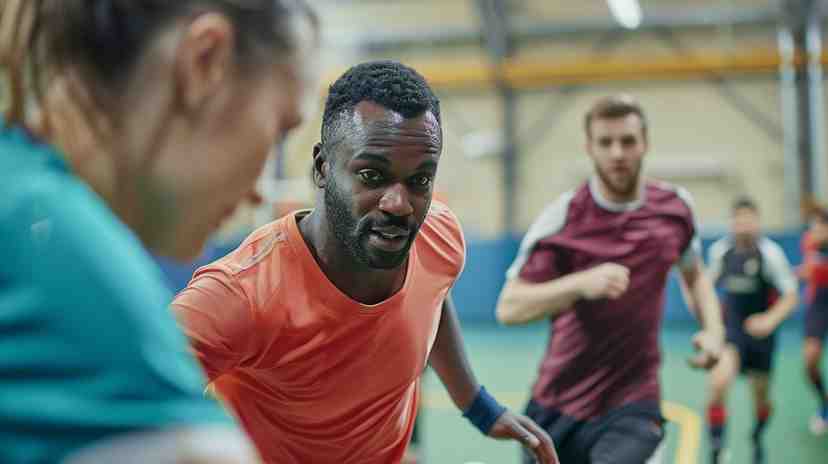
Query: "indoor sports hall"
158 2 828 462
9 1 825 463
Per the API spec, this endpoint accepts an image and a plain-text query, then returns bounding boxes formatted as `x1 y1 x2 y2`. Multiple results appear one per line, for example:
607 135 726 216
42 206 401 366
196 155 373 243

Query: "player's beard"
323 178 418 270
595 160 642 200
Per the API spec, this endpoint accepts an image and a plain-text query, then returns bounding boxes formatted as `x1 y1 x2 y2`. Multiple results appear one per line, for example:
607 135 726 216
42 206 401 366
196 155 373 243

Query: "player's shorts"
725 315 777 373
522 400 664 464
805 287 828 340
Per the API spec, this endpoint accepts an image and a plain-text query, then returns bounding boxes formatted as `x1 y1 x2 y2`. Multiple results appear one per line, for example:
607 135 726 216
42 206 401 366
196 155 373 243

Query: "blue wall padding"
157 232 808 325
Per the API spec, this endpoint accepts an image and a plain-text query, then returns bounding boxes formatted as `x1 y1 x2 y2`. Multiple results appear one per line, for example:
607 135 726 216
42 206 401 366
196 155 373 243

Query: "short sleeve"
172 268 258 381
760 239 798 294
518 245 565 283
506 190 575 280
420 201 467 279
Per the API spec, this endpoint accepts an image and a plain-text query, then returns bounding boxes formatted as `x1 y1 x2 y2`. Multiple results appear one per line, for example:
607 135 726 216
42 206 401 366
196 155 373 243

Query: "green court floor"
418 324 828 463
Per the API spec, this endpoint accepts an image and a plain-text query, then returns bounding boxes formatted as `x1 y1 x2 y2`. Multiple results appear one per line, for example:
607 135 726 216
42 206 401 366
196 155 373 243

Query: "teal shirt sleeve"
0 145 229 462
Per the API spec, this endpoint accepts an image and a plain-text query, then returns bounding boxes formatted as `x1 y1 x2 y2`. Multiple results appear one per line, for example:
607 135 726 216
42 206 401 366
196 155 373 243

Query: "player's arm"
679 255 726 369
744 242 799 339
429 295 559 464
681 238 726 318
705 239 727 288
496 263 629 325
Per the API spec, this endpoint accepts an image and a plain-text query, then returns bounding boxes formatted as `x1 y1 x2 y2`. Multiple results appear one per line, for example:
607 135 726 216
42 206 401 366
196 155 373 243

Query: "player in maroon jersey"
496 95 725 464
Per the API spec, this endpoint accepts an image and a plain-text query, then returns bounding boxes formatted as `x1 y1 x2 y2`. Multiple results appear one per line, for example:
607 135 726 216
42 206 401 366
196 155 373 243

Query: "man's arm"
744 241 800 338
428 295 479 410
705 239 728 288
496 263 630 325
744 291 798 339
429 295 558 464
679 257 726 368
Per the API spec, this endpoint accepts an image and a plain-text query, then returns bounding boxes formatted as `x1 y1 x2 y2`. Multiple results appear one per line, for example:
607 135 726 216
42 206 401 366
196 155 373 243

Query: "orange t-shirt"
172 202 465 463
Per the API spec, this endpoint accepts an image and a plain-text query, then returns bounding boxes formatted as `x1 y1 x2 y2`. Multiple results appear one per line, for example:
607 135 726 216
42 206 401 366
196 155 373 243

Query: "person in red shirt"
172 61 558 464
496 95 725 464
800 207 828 435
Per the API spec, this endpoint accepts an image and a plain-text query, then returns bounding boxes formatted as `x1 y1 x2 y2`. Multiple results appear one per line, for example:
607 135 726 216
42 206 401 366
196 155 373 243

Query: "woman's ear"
174 12 234 111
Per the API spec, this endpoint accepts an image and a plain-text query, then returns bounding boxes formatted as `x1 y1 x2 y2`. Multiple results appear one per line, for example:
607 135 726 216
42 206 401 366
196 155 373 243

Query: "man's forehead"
591 114 644 134
351 101 440 134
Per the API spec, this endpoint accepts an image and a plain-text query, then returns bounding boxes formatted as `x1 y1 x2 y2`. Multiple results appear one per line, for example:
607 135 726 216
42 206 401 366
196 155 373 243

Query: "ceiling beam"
354 7 781 53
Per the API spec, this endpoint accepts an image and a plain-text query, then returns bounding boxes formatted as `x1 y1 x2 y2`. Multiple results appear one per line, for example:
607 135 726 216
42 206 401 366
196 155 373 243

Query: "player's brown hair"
0 0 317 127
584 94 648 139
731 195 758 214
810 205 828 224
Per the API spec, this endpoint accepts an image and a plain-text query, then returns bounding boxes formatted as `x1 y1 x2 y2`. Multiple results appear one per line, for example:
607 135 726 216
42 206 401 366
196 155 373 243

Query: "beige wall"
271 76 792 238
234 3 815 239
515 79 786 234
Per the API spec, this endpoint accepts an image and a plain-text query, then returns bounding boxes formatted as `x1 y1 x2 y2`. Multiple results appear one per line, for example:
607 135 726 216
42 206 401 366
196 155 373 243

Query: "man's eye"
411 175 433 188
358 170 383 185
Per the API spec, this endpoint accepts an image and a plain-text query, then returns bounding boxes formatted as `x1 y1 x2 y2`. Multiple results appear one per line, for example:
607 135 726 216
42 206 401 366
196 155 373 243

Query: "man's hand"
488 411 559 464
744 313 778 340
687 329 724 370
579 263 630 300
400 448 419 464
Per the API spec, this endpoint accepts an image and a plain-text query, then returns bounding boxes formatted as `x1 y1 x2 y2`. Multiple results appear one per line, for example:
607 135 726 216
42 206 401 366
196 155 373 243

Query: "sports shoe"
809 407 828 436
711 448 730 464
752 441 765 464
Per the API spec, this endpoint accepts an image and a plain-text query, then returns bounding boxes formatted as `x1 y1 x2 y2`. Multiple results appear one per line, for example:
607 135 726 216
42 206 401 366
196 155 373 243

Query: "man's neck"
590 176 644 212
734 235 757 251
599 179 640 204
297 210 407 305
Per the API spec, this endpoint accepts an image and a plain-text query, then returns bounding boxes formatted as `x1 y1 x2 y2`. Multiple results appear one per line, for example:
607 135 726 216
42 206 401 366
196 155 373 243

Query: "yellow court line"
422 392 701 464
662 400 702 464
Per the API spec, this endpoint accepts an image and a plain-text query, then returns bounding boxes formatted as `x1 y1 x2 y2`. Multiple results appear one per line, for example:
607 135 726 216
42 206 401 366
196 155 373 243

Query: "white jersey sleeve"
506 190 575 280
758 237 798 294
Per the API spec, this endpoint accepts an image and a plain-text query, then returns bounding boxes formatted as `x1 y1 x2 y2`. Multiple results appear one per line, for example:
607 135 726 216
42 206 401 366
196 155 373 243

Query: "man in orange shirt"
172 60 558 464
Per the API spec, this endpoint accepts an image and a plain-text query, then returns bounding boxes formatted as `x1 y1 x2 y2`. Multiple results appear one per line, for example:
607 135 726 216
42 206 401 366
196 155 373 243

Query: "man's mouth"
367 226 410 252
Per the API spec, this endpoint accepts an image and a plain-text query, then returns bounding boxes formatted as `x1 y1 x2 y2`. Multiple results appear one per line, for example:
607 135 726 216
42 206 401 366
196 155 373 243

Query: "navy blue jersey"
708 237 797 318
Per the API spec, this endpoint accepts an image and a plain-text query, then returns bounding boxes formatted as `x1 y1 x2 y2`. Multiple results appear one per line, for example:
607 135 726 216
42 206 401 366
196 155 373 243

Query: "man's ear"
312 143 327 188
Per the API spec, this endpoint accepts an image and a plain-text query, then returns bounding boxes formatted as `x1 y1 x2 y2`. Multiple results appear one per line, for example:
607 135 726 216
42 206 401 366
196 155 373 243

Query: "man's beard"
323 179 418 269
595 161 642 199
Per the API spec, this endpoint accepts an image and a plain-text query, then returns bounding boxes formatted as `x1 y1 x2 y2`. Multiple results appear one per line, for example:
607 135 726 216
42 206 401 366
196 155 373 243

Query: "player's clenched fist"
578 263 631 300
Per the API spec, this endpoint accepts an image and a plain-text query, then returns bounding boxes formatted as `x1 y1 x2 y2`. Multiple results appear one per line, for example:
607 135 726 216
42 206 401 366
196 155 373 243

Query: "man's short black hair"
320 60 441 151
732 195 758 214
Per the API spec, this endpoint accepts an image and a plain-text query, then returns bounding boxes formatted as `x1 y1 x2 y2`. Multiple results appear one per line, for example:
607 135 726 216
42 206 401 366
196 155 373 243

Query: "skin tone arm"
496 263 630 325
429 295 559 464
743 291 798 339
679 257 726 368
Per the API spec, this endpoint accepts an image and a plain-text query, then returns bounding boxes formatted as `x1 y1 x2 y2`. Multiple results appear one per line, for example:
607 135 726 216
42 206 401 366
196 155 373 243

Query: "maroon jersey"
507 179 699 420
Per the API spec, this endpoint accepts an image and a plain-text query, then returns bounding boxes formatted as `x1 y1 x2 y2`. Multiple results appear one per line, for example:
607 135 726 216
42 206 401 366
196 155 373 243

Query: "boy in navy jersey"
706 197 798 463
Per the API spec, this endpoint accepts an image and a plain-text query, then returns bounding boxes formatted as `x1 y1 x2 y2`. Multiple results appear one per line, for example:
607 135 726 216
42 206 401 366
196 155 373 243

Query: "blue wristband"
462 386 507 434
